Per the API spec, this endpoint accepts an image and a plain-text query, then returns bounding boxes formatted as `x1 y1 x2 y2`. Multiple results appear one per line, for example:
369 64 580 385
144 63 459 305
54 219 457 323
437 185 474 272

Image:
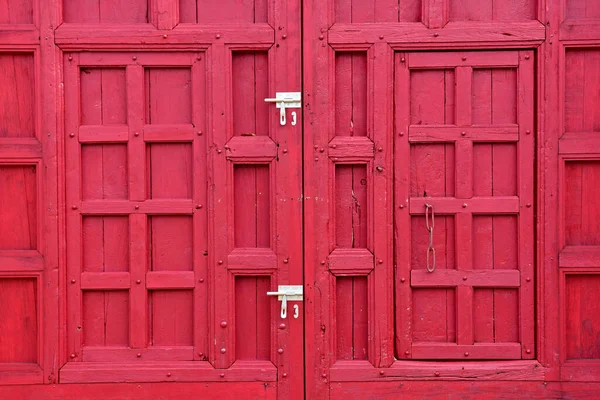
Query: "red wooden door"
59 2 302 398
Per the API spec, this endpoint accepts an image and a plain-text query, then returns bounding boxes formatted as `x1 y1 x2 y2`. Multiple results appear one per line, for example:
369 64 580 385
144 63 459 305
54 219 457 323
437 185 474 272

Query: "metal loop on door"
425 203 436 273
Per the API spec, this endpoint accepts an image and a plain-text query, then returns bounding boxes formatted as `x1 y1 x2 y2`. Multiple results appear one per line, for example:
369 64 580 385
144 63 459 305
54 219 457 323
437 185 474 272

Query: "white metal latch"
266 285 303 319
264 92 301 126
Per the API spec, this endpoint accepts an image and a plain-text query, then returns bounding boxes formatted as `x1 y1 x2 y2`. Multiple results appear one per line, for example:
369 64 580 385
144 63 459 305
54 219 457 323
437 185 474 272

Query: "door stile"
371 42 395 368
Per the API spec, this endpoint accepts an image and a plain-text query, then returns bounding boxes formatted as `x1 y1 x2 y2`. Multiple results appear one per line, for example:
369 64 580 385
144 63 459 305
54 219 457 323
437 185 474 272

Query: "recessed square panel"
565 49 600 134
0 0 33 24
149 216 193 271
83 291 129 347
0 165 37 250
147 144 193 199
64 0 147 23
145 68 192 125
0 278 37 363
82 216 129 273
0 53 35 138
80 68 127 126
565 161 600 246
566 274 600 359
81 144 128 200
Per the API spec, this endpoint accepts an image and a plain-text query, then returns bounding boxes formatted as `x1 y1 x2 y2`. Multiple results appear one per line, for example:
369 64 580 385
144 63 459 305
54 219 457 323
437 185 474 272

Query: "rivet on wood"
464 352 469 357
69 133 75 138
283 258 289 264
218 260 223 265
218 149 222 154
220 348 226 354
435 372 440 377
279 323 286 329
278 348 284 354
378 259 383 264
134 132 139 137
526 130 531 134
68 55 73 61
526 277 531 282
197 56 202 60
378 147 383 152
70 353 75 358
322 373 327 378
71 279 76 284
320 260 325 265
282 373 288 378
315 157 319 161
220 321 227 328
282 34 287 39
220 373 225 378
199 278 204 283
319 35 324 40
525 55 530 60
379 35 384 40
376 166 383 172
526 349 531 354
163 34 167 39
463 276 467 281
331 144 337 149
399 204 404 209
462 203 467 208
399 132 404 136
197 131 203 136
198 352 204 357
319 148 324 153
462 56 467 61
135 205 139 210
405 350 409 355
314 145 318 150
283 149 288 154
400 277 405 282
401 58 405 63
461 131 466 136
216 34 221 39
196 204 203 209
433 32 439 37
137 353 142 357
380 370 385 375
132 56 137 61
136 280 141 284
167 373 171 377
526 203 532 208
72 205 78 210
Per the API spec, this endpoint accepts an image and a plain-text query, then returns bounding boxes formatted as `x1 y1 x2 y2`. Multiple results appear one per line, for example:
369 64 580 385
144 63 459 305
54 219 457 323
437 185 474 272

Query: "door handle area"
267 285 303 319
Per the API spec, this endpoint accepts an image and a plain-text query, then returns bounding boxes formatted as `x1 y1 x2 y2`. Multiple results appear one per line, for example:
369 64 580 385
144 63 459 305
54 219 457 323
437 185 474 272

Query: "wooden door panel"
396 50 535 360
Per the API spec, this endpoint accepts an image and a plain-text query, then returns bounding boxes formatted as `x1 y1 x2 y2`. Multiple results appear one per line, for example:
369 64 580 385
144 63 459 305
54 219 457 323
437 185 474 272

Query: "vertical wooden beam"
150 0 180 30
394 52 412 360
371 42 394 368
129 214 148 349
127 66 145 201
422 0 449 29
518 49 536 360
456 66 473 127
456 213 474 346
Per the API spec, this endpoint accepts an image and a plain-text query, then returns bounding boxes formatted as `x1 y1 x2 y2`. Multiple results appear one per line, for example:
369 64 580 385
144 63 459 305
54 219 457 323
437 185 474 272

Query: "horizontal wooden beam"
79 125 129 143
55 24 275 50
559 133 600 155
146 271 195 289
560 20 600 42
80 272 130 290
0 138 42 159
143 124 195 142
225 136 277 161
410 197 520 214
411 269 520 288
329 360 544 381
411 343 522 360
559 246 600 268
409 125 519 143
82 346 193 362
328 21 545 48
328 137 375 160
328 248 374 276
227 248 277 273
80 200 194 214
409 51 519 68
0 28 39 46
0 251 43 271
59 360 277 383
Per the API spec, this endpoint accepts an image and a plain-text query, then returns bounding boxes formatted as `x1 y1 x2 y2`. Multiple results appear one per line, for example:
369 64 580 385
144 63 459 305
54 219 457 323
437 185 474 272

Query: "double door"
58 0 535 399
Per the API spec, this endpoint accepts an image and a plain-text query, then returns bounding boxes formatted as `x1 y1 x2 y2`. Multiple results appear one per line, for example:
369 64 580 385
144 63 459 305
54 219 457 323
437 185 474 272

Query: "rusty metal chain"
425 203 436 273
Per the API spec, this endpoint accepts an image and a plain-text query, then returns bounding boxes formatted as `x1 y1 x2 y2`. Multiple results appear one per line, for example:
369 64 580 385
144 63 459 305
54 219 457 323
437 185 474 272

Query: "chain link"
425 203 436 273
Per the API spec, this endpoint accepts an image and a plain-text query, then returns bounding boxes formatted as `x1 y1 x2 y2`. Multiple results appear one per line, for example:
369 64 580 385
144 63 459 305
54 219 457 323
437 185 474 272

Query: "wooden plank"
328 249 374 275
409 125 519 142
559 246 600 267
0 138 42 158
78 125 129 143
329 359 544 381
422 0 449 29
411 269 520 287
225 136 277 161
80 272 130 290
410 197 520 214
82 346 193 362
143 125 195 142
328 136 375 159
0 364 43 385
335 277 354 360
411 343 522 359
126 65 145 201
559 134 600 154
329 22 545 47
80 200 194 214
455 67 473 127
227 249 277 273
146 271 196 289
54 24 275 49
129 214 147 349
0 251 43 271
150 0 179 30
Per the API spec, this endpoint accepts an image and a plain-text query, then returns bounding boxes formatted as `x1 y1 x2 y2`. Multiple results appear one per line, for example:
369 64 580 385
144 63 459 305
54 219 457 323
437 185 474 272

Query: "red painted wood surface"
0 0 599 398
